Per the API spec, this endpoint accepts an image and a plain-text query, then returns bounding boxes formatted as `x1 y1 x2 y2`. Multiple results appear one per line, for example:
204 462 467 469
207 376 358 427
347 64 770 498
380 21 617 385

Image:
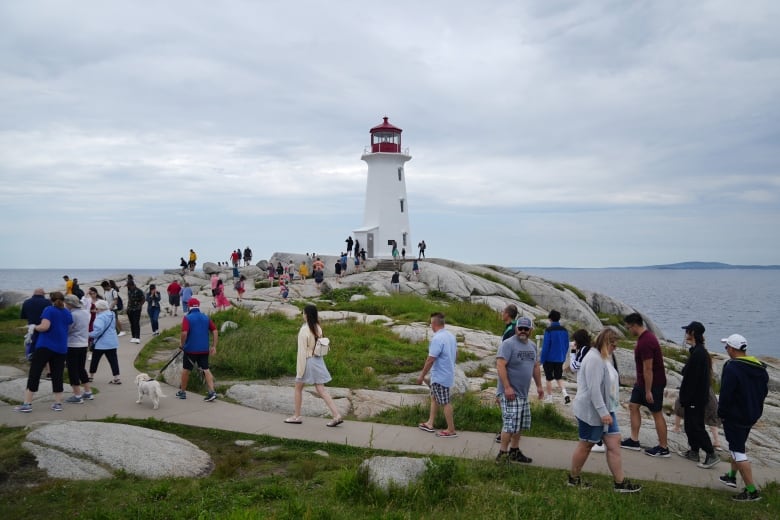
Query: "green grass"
0 305 27 366
1 419 775 519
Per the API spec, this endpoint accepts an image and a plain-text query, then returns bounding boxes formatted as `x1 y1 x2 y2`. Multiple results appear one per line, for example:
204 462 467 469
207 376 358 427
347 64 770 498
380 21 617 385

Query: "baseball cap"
681 321 705 335
721 333 747 351
516 317 533 330
64 294 82 308
188 298 200 308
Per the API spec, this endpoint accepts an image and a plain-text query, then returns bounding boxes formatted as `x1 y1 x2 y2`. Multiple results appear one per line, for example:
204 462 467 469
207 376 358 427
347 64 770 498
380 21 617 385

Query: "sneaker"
697 452 720 469
591 442 606 453
204 391 217 402
51 403 63 412
14 403 32 413
495 451 509 464
614 479 642 493
620 438 641 451
732 488 761 502
176 390 187 399
644 445 670 458
152 331 160 337
82 391 94 400
678 449 699 462
564 395 571 405
509 449 532 464
567 475 592 488
719 472 737 488
65 395 84 404
495 432 502 443
117 331 126 337
44 372 52 380
130 338 141 344
544 395 554 404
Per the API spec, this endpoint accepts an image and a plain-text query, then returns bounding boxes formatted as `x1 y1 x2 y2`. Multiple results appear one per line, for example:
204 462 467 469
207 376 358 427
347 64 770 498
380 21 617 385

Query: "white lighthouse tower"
354 117 412 259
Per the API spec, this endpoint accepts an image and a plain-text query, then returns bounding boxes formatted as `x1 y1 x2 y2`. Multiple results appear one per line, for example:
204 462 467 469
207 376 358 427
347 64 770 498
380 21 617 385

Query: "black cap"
681 321 705 335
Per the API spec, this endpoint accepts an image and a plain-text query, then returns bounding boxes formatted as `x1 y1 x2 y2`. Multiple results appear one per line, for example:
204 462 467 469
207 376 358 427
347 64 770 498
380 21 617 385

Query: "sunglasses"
517 327 531 332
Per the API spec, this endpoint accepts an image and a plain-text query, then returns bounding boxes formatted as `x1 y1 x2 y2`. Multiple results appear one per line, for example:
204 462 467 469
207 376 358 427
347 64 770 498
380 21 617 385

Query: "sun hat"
721 333 747 351
64 294 82 308
516 317 533 329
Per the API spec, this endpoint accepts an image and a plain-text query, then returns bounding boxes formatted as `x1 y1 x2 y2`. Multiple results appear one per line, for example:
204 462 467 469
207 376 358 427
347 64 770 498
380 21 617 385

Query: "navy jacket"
718 356 769 427
679 343 711 408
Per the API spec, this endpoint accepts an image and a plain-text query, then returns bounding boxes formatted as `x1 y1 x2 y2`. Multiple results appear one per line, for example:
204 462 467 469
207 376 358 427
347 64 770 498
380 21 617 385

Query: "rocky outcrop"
23 421 213 479
360 456 430 491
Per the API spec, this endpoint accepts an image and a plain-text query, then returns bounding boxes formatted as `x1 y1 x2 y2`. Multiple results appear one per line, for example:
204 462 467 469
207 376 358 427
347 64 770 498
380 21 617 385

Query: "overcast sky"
1 1 778 269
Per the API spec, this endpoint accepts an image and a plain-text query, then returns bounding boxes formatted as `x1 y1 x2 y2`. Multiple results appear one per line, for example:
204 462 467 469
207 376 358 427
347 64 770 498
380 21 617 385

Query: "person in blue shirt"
176 298 219 402
416 312 458 438
541 309 570 404
15 292 73 413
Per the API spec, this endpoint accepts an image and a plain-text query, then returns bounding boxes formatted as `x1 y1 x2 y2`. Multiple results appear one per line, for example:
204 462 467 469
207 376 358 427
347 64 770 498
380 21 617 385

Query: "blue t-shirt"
35 306 73 354
429 328 457 387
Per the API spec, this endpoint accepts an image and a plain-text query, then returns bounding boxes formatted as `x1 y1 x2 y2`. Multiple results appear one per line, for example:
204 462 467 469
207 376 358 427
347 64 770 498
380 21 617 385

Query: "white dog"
135 373 166 410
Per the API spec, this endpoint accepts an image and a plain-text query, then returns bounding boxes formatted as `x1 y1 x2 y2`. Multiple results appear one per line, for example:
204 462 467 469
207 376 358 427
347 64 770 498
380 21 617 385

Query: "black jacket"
718 356 769 427
679 343 711 408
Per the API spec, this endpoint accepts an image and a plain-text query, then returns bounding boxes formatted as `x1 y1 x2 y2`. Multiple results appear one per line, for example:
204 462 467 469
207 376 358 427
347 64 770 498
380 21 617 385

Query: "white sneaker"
544 396 554 404
131 338 141 344
117 331 126 337
591 443 606 453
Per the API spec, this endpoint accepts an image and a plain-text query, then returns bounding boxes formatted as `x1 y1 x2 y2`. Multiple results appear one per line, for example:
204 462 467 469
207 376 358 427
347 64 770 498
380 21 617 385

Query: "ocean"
1 267 778 358
523 268 779 359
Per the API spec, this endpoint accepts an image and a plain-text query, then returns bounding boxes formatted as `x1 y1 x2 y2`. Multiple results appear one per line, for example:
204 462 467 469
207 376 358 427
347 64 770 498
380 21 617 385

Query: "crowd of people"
12 254 770 502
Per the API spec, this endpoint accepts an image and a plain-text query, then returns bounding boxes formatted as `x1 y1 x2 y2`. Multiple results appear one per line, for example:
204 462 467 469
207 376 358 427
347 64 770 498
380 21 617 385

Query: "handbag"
313 337 330 357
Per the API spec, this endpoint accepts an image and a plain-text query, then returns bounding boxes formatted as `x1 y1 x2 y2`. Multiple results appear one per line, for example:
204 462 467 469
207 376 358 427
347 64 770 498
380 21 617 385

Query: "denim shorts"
577 411 620 443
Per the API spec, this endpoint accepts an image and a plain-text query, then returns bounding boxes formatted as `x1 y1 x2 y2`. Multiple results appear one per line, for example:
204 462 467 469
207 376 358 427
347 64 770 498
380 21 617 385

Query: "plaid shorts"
430 382 451 405
499 395 531 433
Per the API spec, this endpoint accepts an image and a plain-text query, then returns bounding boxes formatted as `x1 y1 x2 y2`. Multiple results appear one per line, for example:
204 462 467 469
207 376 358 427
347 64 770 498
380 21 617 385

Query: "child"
279 281 289 302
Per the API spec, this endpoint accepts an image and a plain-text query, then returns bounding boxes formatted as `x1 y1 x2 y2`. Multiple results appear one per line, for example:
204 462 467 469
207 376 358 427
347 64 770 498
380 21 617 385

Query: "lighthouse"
354 117 412 259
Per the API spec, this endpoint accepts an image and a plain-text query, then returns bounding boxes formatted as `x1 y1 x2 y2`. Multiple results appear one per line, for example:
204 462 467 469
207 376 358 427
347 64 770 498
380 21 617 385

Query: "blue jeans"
148 306 160 333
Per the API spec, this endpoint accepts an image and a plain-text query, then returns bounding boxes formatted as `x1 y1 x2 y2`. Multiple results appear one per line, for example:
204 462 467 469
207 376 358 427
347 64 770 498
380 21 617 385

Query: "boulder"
226 383 351 418
24 421 213 479
360 456 430 491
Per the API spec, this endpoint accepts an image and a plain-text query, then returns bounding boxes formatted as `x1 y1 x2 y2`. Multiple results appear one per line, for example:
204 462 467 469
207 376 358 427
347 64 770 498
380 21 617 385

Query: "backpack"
115 293 124 311
72 286 85 299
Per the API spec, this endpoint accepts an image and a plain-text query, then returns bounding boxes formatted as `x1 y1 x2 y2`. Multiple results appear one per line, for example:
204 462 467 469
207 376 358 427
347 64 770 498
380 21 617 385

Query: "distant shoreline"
520 262 780 270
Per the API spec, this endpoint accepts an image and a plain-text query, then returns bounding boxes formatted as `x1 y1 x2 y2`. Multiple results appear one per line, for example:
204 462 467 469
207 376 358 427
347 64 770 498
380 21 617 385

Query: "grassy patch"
1 418 777 519
0 305 27 366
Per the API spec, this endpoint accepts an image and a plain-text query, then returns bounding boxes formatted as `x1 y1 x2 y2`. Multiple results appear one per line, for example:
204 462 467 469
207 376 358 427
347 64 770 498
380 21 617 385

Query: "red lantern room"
369 116 402 153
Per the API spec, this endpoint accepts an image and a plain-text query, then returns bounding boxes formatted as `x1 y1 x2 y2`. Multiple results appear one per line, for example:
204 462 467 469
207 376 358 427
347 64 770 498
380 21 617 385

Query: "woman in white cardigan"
568 328 641 492
285 304 343 427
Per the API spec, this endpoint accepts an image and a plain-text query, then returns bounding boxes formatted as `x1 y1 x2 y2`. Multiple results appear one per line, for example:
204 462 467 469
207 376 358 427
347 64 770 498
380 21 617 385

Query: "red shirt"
167 281 181 296
634 329 667 388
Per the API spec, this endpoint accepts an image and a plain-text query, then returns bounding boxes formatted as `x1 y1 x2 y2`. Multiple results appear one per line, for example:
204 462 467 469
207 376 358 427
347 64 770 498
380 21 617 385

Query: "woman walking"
146 284 162 336
568 328 641 492
14 292 72 413
214 279 231 310
89 300 122 384
285 304 343 427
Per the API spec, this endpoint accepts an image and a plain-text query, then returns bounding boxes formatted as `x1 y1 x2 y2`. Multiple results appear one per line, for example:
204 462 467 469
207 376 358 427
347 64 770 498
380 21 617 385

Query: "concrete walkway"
1 307 777 491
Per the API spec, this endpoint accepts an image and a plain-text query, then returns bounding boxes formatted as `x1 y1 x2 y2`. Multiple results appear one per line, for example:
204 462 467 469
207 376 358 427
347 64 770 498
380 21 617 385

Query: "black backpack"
115 293 124 311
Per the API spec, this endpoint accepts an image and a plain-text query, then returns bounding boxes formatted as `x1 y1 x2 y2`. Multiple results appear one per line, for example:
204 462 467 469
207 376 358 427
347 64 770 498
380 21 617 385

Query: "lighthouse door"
367 233 374 258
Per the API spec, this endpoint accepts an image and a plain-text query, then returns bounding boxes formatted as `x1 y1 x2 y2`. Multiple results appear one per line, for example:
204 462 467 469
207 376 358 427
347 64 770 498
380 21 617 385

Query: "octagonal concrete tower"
354 117 412 259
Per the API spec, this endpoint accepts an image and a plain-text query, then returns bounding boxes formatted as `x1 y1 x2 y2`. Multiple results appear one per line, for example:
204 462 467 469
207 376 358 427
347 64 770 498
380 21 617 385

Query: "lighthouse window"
397 167 403 181
400 199 405 213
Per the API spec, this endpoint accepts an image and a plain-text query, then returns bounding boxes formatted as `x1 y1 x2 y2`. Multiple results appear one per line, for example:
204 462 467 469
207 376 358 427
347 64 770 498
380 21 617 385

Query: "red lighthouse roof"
369 117 402 153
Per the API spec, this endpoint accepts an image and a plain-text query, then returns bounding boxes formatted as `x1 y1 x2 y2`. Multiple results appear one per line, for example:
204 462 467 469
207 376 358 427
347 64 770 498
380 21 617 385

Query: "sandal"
108 379 122 385
435 430 458 438
418 423 435 433
326 418 344 427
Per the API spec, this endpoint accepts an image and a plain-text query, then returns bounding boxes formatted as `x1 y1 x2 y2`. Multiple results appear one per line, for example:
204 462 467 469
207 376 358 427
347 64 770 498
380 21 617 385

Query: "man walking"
541 310 570 404
21 288 52 360
125 279 145 344
495 316 544 464
717 334 769 502
177 298 219 402
621 313 670 457
416 312 458 438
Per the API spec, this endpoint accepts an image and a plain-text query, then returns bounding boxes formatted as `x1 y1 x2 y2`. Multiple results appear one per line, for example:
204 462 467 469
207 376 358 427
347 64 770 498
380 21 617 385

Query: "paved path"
2 307 777 491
